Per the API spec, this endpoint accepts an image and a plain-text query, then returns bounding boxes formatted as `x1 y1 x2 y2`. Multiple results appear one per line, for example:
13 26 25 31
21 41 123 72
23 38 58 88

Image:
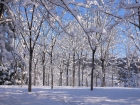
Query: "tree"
48 32 58 89
15 3 44 91
98 28 118 87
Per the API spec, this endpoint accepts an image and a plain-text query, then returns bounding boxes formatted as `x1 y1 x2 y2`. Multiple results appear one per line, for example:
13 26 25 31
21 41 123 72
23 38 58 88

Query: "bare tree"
15 4 44 91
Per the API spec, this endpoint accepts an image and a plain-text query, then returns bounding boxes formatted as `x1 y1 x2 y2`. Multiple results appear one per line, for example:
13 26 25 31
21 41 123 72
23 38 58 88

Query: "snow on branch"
67 0 99 8
85 26 107 35
0 18 12 24
40 0 74 37
122 3 140 9
61 0 107 36
21 0 38 7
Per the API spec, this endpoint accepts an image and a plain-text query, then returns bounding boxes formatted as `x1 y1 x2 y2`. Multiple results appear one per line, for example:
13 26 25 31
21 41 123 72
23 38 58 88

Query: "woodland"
0 0 140 92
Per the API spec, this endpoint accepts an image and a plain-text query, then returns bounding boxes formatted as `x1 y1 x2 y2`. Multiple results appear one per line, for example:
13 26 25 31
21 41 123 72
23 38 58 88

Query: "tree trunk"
96 75 98 87
26 5 35 92
72 51 75 87
34 68 36 86
0 0 4 19
50 52 53 89
91 49 96 91
59 71 63 86
135 0 140 29
33 59 38 86
82 66 84 86
28 49 33 92
33 64 37 86
66 54 70 86
42 52 45 86
21 66 25 86
112 74 113 87
43 65 45 85
82 53 87 86
78 54 81 86
82 57 86 86
128 66 131 87
86 71 88 87
66 63 69 86
101 59 106 87
47 74 50 86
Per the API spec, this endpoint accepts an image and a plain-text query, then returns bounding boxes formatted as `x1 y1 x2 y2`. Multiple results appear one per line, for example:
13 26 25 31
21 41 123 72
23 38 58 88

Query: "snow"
8 69 15 76
0 86 140 105
85 26 107 35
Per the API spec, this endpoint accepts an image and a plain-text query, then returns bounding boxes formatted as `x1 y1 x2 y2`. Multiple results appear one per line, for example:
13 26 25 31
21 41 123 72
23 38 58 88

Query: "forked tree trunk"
26 5 35 92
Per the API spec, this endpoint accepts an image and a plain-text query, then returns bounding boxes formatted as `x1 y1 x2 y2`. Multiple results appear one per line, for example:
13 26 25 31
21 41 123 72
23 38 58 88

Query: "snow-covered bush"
0 66 24 85
118 69 139 87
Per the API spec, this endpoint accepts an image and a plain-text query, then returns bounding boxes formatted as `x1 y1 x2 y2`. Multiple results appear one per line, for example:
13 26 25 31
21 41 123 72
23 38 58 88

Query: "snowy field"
0 86 140 105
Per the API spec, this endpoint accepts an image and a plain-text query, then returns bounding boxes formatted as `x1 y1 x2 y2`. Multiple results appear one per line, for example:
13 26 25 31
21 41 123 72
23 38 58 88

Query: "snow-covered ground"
0 86 140 105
